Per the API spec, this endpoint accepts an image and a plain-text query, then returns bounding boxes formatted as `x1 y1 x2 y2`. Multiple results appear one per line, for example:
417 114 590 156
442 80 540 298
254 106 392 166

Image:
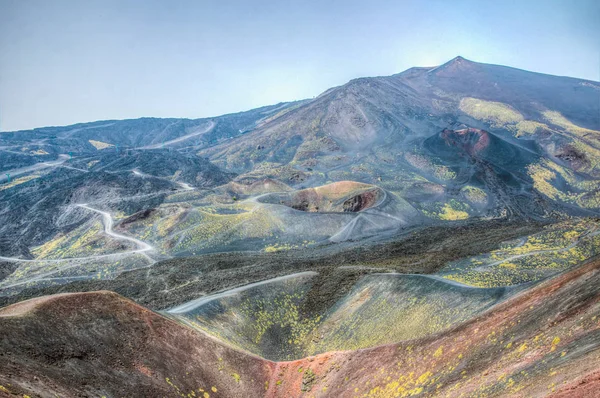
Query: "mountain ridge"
4 56 597 135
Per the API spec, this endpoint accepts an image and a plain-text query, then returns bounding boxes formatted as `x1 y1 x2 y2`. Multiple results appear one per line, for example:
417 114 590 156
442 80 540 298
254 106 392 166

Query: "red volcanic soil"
282 181 383 213
441 127 491 155
0 291 272 398
2 257 600 397
267 258 600 397
550 370 600 397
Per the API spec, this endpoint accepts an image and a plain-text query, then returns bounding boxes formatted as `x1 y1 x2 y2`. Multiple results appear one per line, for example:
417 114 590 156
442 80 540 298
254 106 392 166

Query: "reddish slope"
441 127 491 155
2 257 600 397
0 291 272 398
267 258 600 397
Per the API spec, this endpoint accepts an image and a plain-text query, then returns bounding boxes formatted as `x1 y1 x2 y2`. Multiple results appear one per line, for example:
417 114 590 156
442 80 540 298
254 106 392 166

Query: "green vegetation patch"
459 97 524 127
88 139 115 150
421 200 471 221
440 219 600 287
460 186 488 205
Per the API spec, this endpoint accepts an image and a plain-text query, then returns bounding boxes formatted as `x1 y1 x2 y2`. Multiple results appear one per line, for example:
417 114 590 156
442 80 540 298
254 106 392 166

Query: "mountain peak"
450 55 468 62
428 55 477 75
442 55 475 67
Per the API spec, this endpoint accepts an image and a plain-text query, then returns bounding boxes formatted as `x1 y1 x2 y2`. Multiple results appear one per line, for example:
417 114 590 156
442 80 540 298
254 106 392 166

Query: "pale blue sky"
1 0 598 131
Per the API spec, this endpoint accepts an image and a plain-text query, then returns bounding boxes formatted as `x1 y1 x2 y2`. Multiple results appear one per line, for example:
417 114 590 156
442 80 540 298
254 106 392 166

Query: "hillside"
1 257 599 397
1 56 600 397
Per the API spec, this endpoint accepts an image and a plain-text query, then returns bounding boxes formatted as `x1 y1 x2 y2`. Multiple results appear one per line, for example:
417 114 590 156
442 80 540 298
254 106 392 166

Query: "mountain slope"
200 57 600 220
0 150 234 257
268 256 600 397
0 291 271 397
1 257 600 397
202 57 599 170
0 100 306 159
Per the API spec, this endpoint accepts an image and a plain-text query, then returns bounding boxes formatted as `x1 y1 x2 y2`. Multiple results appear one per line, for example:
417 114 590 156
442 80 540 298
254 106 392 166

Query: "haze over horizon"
1 0 599 132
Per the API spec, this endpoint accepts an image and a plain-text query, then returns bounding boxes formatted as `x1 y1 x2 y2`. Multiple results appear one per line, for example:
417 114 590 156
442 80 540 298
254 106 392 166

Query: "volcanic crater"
258 181 384 213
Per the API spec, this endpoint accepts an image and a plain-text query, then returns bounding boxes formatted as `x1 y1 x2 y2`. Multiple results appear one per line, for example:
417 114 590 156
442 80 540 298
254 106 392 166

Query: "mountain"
1 56 598 264
0 150 234 257
2 256 599 397
200 57 600 219
202 56 599 168
1 56 600 397
1 56 599 282
0 100 306 158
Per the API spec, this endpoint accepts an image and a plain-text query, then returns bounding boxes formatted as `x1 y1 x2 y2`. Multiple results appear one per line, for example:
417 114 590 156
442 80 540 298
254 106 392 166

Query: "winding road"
0 154 70 183
76 204 154 253
0 204 156 290
167 271 318 314
137 120 215 150
131 169 195 191
0 204 154 263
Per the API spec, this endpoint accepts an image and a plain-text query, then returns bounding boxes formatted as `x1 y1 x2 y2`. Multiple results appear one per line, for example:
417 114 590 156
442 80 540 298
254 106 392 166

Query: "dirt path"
137 120 215 149
167 271 318 314
131 169 194 191
0 205 156 290
0 154 70 182
76 204 154 253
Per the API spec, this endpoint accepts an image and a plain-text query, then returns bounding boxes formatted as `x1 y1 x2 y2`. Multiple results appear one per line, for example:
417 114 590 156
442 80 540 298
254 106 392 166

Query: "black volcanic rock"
0 150 234 257
82 149 236 187
0 100 307 156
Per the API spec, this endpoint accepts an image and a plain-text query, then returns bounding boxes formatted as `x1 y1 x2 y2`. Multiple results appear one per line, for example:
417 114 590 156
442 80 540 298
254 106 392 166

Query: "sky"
0 0 598 132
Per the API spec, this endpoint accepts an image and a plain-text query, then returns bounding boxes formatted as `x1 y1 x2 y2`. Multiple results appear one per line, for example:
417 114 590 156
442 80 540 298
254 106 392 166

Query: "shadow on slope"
2 257 600 397
0 291 270 398
166 271 514 361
